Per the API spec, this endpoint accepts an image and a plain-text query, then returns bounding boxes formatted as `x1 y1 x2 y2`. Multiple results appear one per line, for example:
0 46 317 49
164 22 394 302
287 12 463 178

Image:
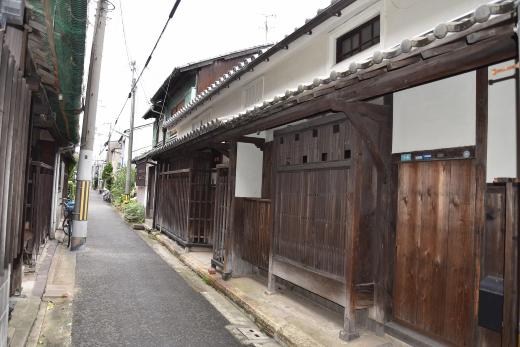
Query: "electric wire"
132 0 182 90
103 0 182 149
118 0 133 70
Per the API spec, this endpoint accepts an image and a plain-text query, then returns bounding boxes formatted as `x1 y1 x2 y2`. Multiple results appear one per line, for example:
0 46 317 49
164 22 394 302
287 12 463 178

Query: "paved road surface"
72 192 241 347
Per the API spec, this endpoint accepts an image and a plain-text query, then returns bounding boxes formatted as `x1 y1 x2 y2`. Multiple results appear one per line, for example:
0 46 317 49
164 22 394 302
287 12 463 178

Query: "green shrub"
102 163 114 190
111 166 136 206
123 201 144 223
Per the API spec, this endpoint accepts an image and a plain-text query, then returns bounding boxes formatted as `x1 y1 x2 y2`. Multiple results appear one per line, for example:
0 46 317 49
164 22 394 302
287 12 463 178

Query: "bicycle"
60 198 75 248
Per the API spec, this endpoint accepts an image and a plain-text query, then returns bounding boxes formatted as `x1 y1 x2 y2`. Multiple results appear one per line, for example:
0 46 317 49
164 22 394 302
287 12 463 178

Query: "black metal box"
478 276 504 332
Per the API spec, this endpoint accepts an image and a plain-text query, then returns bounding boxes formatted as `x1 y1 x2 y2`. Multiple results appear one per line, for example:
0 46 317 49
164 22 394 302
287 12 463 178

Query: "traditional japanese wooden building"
135 45 270 246
0 1 87 343
141 0 519 345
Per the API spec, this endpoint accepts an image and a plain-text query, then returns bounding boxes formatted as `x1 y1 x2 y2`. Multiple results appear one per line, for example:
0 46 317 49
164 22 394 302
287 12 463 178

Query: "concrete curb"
152 232 322 347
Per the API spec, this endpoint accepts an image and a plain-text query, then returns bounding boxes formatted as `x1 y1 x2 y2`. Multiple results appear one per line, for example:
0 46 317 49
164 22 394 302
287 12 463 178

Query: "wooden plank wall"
0 37 32 281
393 159 476 346
27 163 54 259
237 198 271 270
146 165 155 218
188 168 214 245
212 166 230 265
196 57 253 94
155 155 215 246
155 165 190 243
272 115 352 281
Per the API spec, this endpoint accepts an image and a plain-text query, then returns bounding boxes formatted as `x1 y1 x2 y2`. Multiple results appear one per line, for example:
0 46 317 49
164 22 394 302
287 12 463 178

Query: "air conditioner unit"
0 0 25 26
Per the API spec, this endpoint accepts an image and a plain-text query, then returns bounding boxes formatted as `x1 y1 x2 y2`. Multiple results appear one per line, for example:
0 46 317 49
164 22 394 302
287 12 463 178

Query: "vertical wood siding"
155 156 214 246
238 198 271 270
393 159 476 346
273 115 352 281
213 166 230 264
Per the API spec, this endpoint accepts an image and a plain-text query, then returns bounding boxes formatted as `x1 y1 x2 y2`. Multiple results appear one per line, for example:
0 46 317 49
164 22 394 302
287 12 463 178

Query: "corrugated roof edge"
143 0 515 160
162 0 357 129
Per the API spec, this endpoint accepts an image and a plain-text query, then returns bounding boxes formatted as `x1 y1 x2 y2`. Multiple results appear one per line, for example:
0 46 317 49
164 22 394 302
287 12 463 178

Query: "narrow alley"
71 192 242 346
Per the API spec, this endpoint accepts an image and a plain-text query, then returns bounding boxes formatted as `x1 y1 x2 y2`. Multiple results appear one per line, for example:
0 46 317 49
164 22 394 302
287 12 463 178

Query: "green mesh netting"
27 0 88 143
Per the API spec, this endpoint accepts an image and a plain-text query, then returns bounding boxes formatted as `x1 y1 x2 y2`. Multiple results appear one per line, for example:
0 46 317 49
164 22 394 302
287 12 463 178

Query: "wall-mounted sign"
401 153 412 162
491 63 519 76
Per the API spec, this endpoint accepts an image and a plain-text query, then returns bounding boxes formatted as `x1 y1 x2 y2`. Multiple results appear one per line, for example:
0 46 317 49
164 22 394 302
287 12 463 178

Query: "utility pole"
71 0 107 250
125 62 136 201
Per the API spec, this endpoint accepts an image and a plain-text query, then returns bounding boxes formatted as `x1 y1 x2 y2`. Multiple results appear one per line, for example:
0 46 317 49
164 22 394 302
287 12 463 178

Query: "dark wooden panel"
196 57 250 94
136 162 146 187
261 142 272 199
394 162 421 325
213 166 230 265
443 160 476 346
146 166 156 218
155 155 215 246
394 159 476 346
238 198 271 270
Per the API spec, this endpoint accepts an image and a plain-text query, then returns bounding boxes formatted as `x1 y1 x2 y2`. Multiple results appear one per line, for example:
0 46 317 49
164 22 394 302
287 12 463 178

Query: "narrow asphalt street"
71 192 242 347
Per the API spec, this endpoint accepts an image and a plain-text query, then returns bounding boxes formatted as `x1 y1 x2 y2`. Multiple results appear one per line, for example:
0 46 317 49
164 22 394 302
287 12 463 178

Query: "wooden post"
475 67 488 345
340 129 362 341
502 180 518 347
223 142 237 279
267 138 277 294
152 162 160 229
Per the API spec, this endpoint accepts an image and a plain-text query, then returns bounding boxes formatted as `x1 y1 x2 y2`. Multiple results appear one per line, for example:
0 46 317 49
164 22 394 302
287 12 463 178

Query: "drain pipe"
49 145 74 239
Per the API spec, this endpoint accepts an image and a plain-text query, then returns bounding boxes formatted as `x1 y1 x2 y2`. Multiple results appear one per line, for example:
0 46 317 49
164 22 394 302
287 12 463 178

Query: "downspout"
49 145 74 239
49 151 60 239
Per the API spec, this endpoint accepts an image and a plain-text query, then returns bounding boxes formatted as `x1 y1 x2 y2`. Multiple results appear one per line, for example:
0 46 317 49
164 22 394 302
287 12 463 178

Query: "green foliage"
102 163 114 190
122 201 145 224
68 180 76 200
111 166 136 206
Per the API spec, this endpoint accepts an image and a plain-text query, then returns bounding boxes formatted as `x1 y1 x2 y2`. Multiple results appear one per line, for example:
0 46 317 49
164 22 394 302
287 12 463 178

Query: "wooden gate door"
212 166 230 267
393 159 476 346
146 165 155 219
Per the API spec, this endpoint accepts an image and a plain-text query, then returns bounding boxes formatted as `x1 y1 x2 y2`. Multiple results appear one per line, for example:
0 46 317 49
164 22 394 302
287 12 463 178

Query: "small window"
333 124 340 133
279 137 284 144
344 150 351 159
321 153 328 161
294 133 299 141
302 155 308 163
336 16 380 63
312 129 318 138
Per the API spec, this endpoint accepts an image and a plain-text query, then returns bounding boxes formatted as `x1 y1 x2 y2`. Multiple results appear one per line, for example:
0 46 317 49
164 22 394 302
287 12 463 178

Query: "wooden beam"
235 136 265 148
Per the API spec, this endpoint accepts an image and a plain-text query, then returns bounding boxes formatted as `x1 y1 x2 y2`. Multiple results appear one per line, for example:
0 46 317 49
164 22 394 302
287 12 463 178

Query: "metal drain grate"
236 327 268 341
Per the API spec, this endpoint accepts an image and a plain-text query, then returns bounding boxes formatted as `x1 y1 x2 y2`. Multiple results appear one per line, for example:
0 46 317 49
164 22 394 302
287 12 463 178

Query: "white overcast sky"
90 0 332 159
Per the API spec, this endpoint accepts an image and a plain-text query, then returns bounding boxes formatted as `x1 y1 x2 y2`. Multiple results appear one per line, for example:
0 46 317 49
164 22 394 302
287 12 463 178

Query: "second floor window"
336 16 380 64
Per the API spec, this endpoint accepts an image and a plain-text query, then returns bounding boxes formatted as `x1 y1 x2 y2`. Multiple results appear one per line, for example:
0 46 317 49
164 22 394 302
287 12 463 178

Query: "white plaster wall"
174 0 497 139
136 186 147 206
487 60 517 182
235 142 263 198
393 71 476 153
384 0 492 49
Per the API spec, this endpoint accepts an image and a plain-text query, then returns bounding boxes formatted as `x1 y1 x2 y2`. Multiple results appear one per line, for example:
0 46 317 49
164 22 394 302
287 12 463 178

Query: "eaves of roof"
143 0 515 162
162 0 358 129
150 44 272 104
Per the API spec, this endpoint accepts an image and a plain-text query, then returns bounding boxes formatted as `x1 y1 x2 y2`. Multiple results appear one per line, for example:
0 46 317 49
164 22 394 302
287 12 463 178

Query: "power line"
132 0 182 90
118 0 132 69
103 0 182 149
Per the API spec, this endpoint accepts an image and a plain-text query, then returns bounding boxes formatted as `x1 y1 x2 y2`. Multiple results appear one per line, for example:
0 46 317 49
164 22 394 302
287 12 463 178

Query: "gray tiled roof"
144 0 515 159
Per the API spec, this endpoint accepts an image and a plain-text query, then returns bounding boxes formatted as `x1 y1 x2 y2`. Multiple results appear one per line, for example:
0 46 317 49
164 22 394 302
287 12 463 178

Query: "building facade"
140 0 519 346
